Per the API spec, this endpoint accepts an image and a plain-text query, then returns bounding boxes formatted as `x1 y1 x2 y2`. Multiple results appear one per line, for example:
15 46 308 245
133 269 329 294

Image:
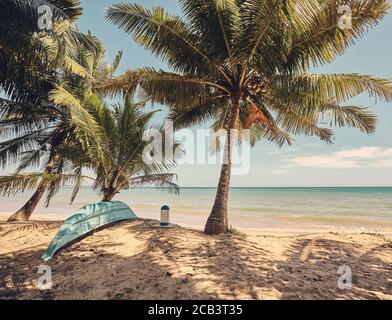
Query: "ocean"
1 187 392 231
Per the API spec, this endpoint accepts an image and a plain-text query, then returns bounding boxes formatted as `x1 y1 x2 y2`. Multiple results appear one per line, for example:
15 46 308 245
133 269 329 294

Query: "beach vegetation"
228 225 248 240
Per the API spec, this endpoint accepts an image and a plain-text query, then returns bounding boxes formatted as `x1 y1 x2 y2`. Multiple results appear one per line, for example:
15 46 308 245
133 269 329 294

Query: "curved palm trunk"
204 95 241 235
7 180 48 222
7 152 59 222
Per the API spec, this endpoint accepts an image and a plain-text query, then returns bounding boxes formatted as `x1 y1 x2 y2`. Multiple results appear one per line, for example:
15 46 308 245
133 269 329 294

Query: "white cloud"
335 147 392 159
268 169 289 175
287 147 392 169
264 147 300 156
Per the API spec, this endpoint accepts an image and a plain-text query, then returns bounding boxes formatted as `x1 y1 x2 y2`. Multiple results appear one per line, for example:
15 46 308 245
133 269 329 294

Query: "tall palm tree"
101 0 392 235
0 35 112 221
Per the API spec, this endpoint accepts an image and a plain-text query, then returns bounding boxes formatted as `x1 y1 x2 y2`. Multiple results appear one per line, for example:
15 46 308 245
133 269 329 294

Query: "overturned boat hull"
42 201 137 261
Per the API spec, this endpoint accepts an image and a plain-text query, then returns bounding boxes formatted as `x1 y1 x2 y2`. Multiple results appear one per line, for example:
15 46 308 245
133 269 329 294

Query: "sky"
77 1 392 187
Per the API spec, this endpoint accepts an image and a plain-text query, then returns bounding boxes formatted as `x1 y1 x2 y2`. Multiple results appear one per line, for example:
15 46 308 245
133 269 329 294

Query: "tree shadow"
0 221 217 300
277 238 391 299
1 221 391 300
202 236 392 299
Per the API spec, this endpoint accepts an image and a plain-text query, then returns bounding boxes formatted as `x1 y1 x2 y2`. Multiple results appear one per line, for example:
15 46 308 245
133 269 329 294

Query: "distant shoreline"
2 212 392 235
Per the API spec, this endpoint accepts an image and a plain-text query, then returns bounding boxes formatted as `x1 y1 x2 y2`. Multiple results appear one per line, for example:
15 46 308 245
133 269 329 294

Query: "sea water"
1 187 391 231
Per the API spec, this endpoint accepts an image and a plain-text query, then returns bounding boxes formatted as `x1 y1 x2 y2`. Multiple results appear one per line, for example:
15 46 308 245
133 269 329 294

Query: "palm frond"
94 69 139 97
111 50 123 75
319 104 377 134
0 172 90 197
282 0 391 72
129 173 180 194
179 0 240 61
169 95 225 129
273 73 392 109
106 3 226 76
275 110 334 144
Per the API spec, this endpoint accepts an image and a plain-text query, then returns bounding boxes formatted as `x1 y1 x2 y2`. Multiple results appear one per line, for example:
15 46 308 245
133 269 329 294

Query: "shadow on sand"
0 221 391 300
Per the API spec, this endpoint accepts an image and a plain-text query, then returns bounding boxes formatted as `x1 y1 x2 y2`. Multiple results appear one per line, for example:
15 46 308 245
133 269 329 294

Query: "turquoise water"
1 187 392 230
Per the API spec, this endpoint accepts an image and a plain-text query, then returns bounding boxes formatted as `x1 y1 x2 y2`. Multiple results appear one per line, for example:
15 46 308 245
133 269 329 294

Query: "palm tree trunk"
7 180 48 222
7 152 59 222
204 95 241 235
102 188 116 202
102 194 116 202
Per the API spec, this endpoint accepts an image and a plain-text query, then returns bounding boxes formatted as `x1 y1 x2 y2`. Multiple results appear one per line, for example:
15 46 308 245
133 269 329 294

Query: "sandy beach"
2 0 392 306
1 215 391 300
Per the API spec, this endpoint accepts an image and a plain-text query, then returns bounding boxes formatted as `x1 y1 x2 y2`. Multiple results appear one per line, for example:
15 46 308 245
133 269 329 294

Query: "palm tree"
0 95 88 221
0 0 92 102
69 96 181 202
0 0 96 163
0 34 112 221
0 0 97 222
2 95 181 204
101 0 392 235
